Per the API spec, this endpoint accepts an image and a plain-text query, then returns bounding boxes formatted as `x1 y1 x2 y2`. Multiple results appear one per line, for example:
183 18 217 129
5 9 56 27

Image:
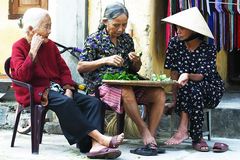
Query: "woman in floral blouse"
78 2 166 156
162 7 224 152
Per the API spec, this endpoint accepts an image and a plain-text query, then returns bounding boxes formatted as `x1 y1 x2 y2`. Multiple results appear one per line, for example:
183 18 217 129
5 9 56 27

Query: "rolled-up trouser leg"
47 90 104 152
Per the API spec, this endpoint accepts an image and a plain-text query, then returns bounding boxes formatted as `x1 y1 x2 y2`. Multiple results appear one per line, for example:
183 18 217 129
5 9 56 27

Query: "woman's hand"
178 73 189 87
104 55 124 67
164 102 176 115
128 52 142 71
64 89 73 98
128 52 141 64
29 33 44 60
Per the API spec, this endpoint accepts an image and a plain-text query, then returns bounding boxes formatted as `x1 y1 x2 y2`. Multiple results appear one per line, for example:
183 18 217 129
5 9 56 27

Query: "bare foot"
90 141 107 153
101 133 124 148
141 129 156 146
164 131 189 145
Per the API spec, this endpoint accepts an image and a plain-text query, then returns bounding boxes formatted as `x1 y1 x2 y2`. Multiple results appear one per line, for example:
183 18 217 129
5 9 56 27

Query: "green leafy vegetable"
102 71 139 80
150 74 172 82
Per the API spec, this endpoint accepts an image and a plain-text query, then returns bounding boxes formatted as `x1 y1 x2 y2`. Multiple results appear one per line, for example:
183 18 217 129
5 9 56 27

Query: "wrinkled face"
29 15 51 43
176 26 194 41
105 14 128 38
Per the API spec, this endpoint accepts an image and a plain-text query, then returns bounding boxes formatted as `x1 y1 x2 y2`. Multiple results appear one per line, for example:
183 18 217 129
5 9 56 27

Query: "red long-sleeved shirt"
11 38 75 107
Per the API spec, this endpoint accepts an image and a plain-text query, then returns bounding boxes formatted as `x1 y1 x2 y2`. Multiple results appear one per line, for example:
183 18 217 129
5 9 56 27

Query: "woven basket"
105 112 141 139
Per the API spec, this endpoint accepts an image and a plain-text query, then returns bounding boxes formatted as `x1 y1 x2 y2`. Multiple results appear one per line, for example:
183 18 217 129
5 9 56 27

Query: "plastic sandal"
130 143 158 156
213 142 228 153
192 139 209 152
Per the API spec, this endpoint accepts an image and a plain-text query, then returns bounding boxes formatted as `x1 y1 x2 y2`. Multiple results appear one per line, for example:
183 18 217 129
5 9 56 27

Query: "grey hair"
103 2 128 20
98 2 128 30
22 8 49 33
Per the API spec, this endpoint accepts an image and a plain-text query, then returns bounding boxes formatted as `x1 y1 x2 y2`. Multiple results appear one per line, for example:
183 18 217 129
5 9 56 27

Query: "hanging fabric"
165 0 172 48
237 14 240 49
202 0 208 16
201 0 205 11
167 0 239 50
180 0 188 10
187 0 191 8
207 3 215 45
215 0 224 50
236 0 240 49
236 0 240 50
206 0 211 14
222 1 230 51
228 0 235 51
195 0 200 8
237 0 240 13
233 1 238 49
171 0 178 14
190 0 195 7
179 0 183 10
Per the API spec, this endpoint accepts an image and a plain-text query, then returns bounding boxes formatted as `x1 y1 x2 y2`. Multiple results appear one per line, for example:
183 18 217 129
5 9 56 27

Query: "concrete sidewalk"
0 129 239 160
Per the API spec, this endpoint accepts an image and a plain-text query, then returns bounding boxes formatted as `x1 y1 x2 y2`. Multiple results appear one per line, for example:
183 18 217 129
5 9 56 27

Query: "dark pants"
176 80 224 142
47 90 104 152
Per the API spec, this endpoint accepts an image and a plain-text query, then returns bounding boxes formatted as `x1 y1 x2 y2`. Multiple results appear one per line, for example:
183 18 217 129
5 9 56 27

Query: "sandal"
157 147 166 154
192 139 209 152
213 142 228 153
130 143 158 156
109 133 124 148
86 147 121 159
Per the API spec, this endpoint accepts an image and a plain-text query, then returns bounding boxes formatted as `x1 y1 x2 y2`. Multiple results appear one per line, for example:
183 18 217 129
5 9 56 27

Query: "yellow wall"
216 49 228 82
0 0 23 74
88 0 153 77
150 0 168 75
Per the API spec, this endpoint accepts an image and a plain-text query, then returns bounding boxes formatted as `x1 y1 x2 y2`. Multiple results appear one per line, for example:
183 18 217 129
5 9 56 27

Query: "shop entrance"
228 50 240 85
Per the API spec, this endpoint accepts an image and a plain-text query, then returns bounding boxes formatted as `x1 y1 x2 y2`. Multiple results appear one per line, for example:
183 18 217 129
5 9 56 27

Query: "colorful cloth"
99 84 123 113
99 84 146 114
171 0 240 51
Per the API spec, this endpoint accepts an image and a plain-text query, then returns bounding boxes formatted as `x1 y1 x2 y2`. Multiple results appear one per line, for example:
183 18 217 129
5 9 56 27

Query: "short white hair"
22 8 49 33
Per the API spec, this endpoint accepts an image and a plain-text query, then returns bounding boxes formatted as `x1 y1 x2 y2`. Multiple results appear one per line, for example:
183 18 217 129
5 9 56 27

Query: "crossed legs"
121 86 165 145
88 130 124 152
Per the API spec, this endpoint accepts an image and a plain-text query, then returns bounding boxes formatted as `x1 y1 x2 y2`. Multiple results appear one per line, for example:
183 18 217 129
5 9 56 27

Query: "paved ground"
0 129 239 160
1 86 240 160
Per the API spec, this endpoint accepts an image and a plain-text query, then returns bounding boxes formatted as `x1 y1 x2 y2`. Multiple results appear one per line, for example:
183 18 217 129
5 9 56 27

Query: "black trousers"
47 90 104 152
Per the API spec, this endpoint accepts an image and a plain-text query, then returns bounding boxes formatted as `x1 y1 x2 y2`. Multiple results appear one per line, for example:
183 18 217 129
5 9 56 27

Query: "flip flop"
109 134 123 148
86 148 121 159
213 142 228 153
157 147 166 154
192 139 209 152
130 143 158 156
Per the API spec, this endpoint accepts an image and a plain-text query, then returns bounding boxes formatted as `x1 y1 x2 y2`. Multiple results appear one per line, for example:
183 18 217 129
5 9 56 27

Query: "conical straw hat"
161 7 214 39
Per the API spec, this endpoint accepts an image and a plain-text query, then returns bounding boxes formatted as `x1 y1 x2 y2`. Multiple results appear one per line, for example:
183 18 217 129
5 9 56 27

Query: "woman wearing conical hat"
162 7 224 152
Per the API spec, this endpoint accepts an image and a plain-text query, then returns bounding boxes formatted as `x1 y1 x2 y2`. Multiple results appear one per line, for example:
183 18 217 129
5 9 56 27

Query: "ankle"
177 128 188 133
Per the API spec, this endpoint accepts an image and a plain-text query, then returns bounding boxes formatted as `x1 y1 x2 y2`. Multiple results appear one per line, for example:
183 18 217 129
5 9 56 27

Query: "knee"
153 88 166 102
90 97 105 111
121 86 135 101
62 96 74 105
95 98 104 108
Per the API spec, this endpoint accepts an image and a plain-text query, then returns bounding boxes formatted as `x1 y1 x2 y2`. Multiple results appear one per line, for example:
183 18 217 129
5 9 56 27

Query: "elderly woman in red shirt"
10 8 123 159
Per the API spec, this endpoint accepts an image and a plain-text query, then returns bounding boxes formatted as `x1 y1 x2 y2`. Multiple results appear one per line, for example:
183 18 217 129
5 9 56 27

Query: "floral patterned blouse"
79 29 135 94
164 36 224 88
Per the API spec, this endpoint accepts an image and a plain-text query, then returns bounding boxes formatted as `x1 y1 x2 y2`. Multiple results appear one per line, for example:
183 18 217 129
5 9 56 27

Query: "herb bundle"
102 71 139 80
